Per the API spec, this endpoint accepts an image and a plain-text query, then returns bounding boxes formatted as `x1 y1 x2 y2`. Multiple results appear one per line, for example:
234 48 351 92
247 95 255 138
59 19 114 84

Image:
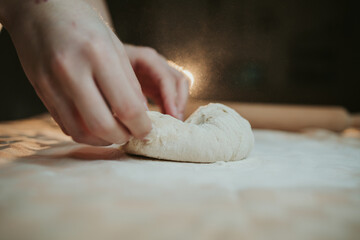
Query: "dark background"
0 0 359 121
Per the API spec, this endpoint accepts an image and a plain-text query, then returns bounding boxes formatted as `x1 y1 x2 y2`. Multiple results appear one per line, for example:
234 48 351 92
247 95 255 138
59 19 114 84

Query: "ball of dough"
124 103 254 163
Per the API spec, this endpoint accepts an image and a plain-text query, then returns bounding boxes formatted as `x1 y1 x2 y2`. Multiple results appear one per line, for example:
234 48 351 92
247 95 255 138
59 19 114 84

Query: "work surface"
0 115 360 240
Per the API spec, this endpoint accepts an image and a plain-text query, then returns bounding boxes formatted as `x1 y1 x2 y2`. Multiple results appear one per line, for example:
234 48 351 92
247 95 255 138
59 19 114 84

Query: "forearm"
0 0 18 28
0 0 113 30
0 0 38 29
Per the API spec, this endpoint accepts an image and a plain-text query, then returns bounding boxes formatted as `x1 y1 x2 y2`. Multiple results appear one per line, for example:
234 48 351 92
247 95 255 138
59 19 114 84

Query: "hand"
125 45 190 120
5 0 152 146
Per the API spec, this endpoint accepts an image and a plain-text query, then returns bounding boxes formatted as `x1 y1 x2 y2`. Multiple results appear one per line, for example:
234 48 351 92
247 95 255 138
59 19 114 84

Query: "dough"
124 103 254 163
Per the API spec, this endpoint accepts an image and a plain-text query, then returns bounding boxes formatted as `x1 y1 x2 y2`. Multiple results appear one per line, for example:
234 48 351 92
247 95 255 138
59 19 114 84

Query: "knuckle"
84 38 106 57
49 53 77 88
87 118 115 136
50 52 67 74
116 104 143 121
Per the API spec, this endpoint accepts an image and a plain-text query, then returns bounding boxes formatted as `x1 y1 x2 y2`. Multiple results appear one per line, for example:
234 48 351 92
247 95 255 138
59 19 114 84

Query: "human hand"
5 0 152 146
124 45 190 120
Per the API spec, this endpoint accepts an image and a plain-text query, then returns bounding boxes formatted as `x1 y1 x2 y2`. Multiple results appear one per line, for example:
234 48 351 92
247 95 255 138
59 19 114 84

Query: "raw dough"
124 103 254 163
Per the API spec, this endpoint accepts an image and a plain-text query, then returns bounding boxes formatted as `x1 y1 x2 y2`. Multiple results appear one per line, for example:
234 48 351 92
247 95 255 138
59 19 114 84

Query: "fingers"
158 68 179 118
139 48 179 118
90 47 152 139
70 77 131 144
50 108 70 136
124 45 190 120
151 60 188 120
32 84 69 135
109 31 147 103
47 36 152 143
38 74 111 146
176 80 189 120
170 68 189 120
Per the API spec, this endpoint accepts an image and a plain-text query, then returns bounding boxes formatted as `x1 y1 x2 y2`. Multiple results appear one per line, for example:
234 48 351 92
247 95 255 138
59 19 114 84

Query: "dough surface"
124 103 254 163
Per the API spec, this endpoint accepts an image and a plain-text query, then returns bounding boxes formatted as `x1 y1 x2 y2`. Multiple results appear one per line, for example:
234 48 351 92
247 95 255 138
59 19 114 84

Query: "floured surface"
0 115 360 240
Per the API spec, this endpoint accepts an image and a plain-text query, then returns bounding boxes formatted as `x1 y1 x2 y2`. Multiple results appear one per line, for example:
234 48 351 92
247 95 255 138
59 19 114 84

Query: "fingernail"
179 113 184 120
170 104 178 117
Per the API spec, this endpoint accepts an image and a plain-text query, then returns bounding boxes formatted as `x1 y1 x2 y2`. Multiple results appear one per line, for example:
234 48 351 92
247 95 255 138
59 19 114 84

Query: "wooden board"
0 115 360 240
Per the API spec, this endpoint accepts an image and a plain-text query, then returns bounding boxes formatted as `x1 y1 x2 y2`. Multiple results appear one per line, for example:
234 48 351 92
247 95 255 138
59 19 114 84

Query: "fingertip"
165 101 178 118
161 92 177 116
138 125 153 140
116 104 153 140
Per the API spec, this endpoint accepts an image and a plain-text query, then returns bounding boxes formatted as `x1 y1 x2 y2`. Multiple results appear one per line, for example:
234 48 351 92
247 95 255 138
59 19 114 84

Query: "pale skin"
0 0 189 146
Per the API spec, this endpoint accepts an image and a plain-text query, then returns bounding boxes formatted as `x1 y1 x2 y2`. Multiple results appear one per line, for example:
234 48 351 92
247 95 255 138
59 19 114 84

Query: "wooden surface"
180 100 360 132
0 115 360 240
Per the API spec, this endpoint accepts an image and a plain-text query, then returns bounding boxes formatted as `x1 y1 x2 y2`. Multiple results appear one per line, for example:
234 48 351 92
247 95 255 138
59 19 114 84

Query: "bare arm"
0 0 111 28
0 0 152 145
0 0 188 146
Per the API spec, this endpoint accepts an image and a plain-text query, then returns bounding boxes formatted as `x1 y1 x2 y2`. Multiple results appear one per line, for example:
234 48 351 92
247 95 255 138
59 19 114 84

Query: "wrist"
0 0 31 31
0 0 10 27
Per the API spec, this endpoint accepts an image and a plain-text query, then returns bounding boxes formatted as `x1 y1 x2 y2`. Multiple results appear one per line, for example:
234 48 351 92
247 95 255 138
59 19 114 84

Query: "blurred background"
0 0 359 121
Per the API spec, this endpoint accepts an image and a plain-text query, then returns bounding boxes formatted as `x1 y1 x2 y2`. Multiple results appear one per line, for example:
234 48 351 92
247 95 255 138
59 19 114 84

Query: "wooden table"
0 115 359 240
